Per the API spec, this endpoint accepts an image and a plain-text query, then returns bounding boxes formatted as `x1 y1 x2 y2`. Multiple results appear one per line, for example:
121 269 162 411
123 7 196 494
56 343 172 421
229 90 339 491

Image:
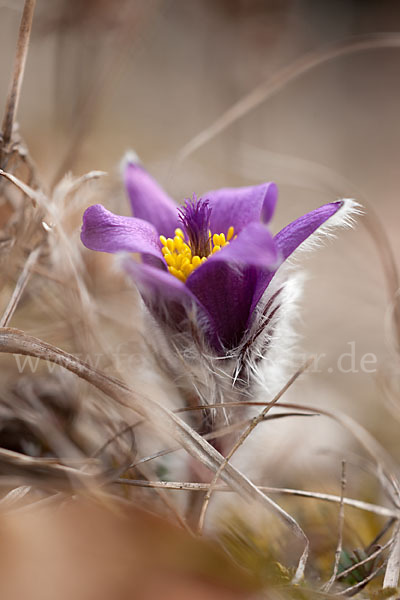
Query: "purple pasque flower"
81 159 351 355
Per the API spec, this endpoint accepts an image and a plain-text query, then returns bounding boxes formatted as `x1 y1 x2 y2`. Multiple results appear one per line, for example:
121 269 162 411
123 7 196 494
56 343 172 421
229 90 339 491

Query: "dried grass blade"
337 539 393 582
173 33 400 170
0 168 44 204
184 399 400 506
322 460 346 592
337 564 384 596
1 0 36 156
0 327 309 579
383 523 400 589
113 479 399 518
0 246 42 327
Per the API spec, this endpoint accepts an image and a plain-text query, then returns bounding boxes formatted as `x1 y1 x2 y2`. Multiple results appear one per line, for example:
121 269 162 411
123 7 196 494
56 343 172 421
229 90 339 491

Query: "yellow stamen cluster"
160 226 235 282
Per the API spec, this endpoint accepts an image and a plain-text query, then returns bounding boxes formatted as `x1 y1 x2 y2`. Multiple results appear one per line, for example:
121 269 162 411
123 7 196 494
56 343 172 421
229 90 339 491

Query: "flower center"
159 197 234 282
160 227 234 282
178 196 212 258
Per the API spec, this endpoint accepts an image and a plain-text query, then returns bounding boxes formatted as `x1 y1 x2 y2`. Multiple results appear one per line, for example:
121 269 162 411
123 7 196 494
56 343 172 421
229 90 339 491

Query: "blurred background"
1 0 400 487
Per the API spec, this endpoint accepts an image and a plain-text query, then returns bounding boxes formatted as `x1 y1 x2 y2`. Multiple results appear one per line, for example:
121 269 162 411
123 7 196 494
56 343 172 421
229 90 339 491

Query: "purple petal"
207 222 279 269
250 201 345 314
186 261 259 351
124 160 178 237
124 260 215 333
204 182 278 236
186 223 279 350
81 204 163 260
125 260 193 302
274 200 344 260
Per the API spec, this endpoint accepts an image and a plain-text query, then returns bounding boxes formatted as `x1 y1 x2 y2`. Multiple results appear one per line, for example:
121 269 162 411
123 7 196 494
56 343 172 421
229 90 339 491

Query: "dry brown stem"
114 479 399 519
322 460 346 592
0 0 36 166
173 33 400 171
0 246 41 327
383 522 400 589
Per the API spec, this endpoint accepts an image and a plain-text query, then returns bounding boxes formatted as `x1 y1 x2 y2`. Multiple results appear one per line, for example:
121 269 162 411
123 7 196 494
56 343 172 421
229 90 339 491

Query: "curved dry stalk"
0 167 48 205
63 170 107 198
0 485 31 508
1 0 36 162
0 167 105 207
383 523 400 589
322 461 346 592
0 168 136 389
0 327 310 581
0 168 120 376
172 33 400 171
125 411 318 472
113 479 399 519
0 446 93 489
232 144 400 351
337 564 385 596
337 538 393 582
111 414 317 485
277 404 400 506
362 209 400 351
134 462 191 534
197 359 313 536
91 420 145 459
0 246 42 327
50 4 157 188
180 398 400 505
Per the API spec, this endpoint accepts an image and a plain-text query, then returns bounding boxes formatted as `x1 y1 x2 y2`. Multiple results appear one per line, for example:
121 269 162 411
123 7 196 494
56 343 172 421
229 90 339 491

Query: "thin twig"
127 411 318 471
0 246 41 327
172 33 400 172
112 479 399 518
231 143 400 352
177 399 400 507
115 396 399 515
197 358 313 540
323 460 347 592
336 564 385 596
0 168 46 204
0 0 36 164
0 485 31 508
50 4 155 187
10 491 64 514
337 539 393 582
366 518 397 554
0 446 94 489
91 420 145 459
134 462 192 535
383 522 400 589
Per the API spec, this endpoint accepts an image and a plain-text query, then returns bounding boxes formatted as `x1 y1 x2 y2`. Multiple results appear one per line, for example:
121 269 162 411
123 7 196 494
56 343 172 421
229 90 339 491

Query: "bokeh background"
1 0 400 479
